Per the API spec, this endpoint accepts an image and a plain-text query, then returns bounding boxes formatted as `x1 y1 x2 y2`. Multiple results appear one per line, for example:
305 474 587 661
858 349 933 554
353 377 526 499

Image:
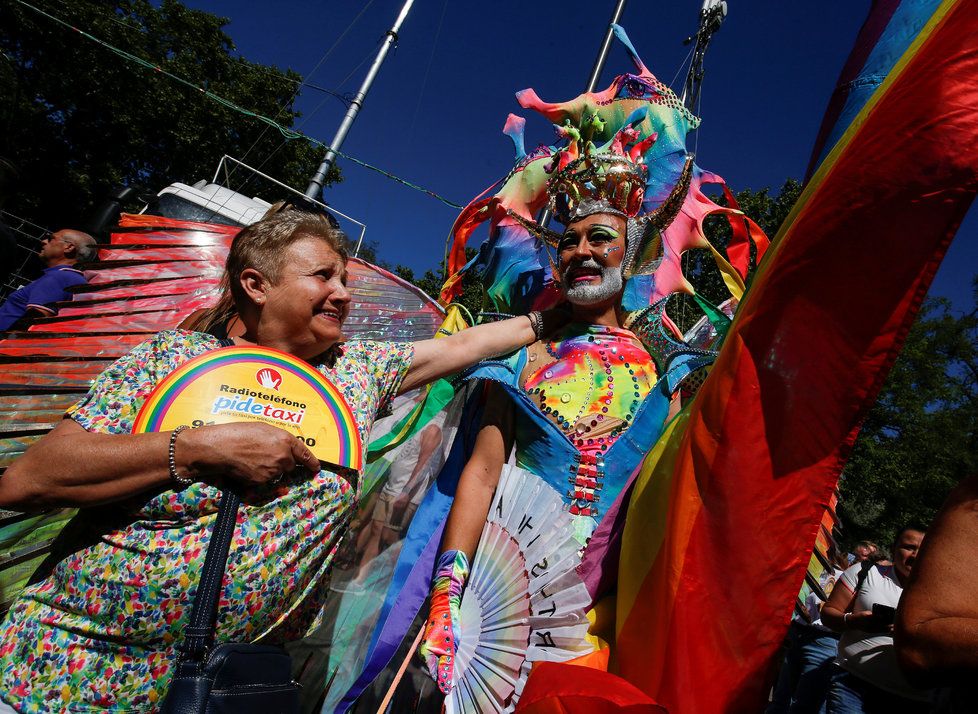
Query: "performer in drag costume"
417 156 677 698
327 4 978 712
328 25 770 714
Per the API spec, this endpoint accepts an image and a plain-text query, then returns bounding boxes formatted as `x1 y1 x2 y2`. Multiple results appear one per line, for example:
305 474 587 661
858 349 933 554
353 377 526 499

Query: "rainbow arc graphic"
133 346 362 471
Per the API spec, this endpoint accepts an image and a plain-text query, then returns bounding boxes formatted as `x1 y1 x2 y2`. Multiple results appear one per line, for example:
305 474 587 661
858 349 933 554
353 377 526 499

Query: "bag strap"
853 560 873 594
177 490 242 663
845 560 874 614
176 337 240 664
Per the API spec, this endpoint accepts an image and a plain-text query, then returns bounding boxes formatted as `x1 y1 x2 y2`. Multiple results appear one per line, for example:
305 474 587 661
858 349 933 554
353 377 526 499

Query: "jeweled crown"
547 150 648 224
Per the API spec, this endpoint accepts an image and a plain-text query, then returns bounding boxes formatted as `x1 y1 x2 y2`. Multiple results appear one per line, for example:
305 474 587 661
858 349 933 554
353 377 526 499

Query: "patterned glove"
418 549 470 694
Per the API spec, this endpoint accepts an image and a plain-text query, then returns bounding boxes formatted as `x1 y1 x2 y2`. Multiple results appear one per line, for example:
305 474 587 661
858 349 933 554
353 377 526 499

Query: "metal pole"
538 0 627 227
353 224 367 258
584 0 628 93
680 0 727 112
304 0 416 200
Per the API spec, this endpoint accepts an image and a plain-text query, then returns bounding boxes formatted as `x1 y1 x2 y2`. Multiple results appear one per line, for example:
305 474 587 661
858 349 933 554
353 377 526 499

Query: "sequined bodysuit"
520 323 657 518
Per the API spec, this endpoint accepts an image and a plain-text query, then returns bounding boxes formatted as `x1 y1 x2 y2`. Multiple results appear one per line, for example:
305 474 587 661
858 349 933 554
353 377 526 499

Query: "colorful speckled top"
0 330 413 713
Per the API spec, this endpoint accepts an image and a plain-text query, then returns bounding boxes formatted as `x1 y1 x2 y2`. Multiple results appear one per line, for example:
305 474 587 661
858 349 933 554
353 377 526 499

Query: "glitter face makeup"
558 215 627 305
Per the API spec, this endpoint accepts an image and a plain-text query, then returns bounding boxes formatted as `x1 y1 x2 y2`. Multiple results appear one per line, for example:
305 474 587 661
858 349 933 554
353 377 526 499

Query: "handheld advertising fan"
132 346 362 471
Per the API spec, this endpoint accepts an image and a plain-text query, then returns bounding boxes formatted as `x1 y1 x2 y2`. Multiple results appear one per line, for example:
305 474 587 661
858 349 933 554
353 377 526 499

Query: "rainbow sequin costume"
523 324 656 521
461 321 671 547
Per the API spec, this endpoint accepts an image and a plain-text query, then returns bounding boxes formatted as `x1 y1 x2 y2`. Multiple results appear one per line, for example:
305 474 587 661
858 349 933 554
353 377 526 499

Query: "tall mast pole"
585 0 628 93
538 0 628 227
680 0 727 114
304 0 416 200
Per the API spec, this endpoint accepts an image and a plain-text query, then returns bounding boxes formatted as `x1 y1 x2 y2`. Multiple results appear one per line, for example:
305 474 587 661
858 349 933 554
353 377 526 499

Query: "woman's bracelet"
843 612 850 626
168 425 195 488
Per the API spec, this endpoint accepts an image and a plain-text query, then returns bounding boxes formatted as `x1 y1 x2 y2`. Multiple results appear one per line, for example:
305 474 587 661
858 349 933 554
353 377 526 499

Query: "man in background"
822 527 934 712
0 229 96 330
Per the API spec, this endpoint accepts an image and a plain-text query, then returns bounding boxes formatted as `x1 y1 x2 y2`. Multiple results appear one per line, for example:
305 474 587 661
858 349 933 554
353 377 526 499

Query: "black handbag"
160 490 300 713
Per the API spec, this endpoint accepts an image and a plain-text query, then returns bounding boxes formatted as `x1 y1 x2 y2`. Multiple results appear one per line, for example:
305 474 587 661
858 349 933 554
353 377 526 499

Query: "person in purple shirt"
0 229 97 330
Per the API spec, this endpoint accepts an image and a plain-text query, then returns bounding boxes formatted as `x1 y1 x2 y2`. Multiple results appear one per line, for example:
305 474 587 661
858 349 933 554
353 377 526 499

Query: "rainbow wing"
0 216 236 611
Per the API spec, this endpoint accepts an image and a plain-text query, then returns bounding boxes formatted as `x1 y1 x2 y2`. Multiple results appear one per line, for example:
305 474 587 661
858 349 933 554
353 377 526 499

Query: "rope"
669 41 696 92
236 0 376 167
244 36 385 185
406 0 449 143
13 0 464 210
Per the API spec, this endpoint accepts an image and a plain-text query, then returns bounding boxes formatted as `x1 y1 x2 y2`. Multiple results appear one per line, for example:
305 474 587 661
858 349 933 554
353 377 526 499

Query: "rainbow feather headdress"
440 24 769 371
507 112 694 257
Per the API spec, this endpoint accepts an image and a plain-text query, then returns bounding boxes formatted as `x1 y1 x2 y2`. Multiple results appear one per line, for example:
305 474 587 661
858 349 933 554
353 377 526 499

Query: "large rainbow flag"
518 1 978 711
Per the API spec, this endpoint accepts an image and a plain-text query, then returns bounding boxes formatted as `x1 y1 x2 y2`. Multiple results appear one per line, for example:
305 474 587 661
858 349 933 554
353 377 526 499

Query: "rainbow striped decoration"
133 346 362 470
613 2 978 711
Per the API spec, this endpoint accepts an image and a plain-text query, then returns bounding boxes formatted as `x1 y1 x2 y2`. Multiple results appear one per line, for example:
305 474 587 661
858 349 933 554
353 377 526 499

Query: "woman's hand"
180 423 321 488
846 609 893 633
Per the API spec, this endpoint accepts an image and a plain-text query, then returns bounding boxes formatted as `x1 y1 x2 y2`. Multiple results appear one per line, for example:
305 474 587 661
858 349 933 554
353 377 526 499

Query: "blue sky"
184 0 975 311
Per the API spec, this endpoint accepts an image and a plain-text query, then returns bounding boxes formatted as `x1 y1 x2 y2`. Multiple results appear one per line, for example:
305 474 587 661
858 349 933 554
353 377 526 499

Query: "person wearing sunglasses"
0 228 97 330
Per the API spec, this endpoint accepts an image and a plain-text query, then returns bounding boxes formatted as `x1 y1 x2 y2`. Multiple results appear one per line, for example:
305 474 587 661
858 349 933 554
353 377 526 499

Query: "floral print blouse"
0 330 413 713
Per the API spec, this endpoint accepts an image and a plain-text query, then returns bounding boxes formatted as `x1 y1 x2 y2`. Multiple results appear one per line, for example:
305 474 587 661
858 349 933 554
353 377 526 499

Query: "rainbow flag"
518 1 978 711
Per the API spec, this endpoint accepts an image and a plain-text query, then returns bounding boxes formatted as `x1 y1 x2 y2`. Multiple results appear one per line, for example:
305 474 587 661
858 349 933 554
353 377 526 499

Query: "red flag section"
516 663 666 714
616 1 978 711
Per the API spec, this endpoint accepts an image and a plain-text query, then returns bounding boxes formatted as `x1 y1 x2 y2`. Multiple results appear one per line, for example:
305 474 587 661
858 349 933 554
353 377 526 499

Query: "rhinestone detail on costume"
524 324 657 518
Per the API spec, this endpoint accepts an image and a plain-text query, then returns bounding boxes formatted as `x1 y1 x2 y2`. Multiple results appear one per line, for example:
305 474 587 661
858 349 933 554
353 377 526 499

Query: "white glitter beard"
562 258 624 306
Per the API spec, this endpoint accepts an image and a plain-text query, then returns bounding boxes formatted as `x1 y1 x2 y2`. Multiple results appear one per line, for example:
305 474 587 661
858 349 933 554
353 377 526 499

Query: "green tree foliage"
0 0 336 228
669 179 803 333
839 280 978 546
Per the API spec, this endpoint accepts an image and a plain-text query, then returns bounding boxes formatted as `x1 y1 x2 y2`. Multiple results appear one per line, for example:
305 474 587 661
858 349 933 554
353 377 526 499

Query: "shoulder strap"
177 490 241 662
854 560 874 593
177 335 239 663
845 560 874 613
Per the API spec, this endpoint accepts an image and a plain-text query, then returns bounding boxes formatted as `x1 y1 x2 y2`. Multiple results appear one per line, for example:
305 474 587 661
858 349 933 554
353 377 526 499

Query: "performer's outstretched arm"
400 309 567 394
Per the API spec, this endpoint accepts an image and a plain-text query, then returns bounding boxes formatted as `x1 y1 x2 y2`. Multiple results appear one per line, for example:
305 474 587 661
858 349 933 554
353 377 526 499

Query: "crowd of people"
768 491 978 714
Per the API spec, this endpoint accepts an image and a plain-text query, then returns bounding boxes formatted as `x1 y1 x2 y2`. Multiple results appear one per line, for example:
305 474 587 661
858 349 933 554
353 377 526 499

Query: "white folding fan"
446 463 595 713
